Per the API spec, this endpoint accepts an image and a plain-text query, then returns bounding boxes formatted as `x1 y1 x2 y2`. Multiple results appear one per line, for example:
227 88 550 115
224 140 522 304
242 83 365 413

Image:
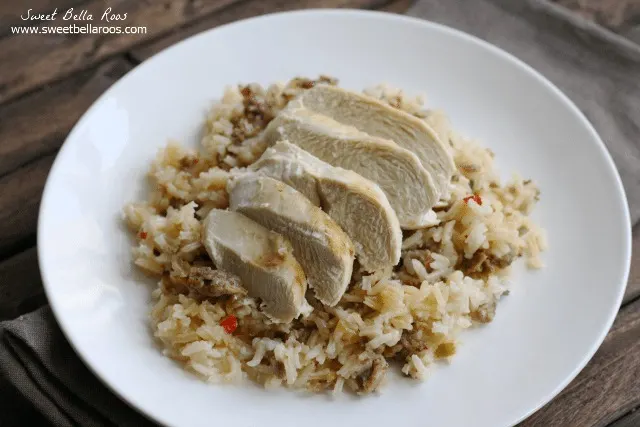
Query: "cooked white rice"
123 76 547 394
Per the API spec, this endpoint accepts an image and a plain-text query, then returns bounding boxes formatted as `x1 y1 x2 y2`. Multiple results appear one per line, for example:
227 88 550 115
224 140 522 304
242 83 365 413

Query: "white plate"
38 9 632 427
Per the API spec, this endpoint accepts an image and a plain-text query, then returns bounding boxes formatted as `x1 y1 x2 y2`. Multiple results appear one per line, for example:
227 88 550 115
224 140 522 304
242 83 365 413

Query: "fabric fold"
0 307 154 427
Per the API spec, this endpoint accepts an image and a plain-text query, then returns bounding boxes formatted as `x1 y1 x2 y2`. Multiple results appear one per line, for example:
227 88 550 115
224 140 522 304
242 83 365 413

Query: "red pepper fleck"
220 315 237 334
139 231 148 239
193 158 199 165
463 194 482 206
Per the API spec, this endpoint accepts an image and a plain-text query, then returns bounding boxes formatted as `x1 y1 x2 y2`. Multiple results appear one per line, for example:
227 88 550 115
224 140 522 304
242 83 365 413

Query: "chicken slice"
251 141 402 271
228 174 354 306
202 209 307 323
262 108 438 229
291 85 455 199
423 109 452 146
250 144 322 207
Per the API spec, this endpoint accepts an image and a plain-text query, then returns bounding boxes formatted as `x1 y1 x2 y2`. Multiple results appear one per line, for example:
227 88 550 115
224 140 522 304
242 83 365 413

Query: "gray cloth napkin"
1 1 639 426
0 307 155 427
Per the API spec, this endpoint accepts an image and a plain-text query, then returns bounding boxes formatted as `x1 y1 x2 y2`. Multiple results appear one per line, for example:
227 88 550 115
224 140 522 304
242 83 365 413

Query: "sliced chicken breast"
262 108 438 229
250 146 322 207
228 174 354 306
202 209 307 323
251 141 402 271
423 109 452 147
291 85 455 198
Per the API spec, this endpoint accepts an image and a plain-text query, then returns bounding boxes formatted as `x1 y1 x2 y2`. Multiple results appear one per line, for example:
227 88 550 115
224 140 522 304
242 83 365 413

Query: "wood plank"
0 248 44 321
624 226 640 304
0 0 88 36
551 0 640 30
0 0 68 18
0 155 55 257
0 0 241 104
519 297 640 426
610 408 640 427
130 0 394 62
378 0 415 13
0 59 131 178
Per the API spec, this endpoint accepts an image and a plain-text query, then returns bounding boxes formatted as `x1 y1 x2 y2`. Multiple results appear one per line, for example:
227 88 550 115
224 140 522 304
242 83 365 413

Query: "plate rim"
37 8 632 427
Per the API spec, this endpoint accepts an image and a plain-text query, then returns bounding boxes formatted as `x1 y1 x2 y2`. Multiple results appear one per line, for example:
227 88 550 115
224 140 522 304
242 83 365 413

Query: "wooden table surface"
0 0 638 426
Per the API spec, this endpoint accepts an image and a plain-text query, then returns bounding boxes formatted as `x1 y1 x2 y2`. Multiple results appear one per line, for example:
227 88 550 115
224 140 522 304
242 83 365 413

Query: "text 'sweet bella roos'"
21 7 127 23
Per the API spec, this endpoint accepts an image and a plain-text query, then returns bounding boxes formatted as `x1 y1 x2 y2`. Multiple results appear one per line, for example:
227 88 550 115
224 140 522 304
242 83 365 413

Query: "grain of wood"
519 297 640 426
378 0 415 13
0 248 43 320
0 0 240 104
0 155 55 257
0 59 131 178
0 0 69 18
551 0 640 29
0 0 88 36
610 408 640 427
129 0 394 61
624 227 640 304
